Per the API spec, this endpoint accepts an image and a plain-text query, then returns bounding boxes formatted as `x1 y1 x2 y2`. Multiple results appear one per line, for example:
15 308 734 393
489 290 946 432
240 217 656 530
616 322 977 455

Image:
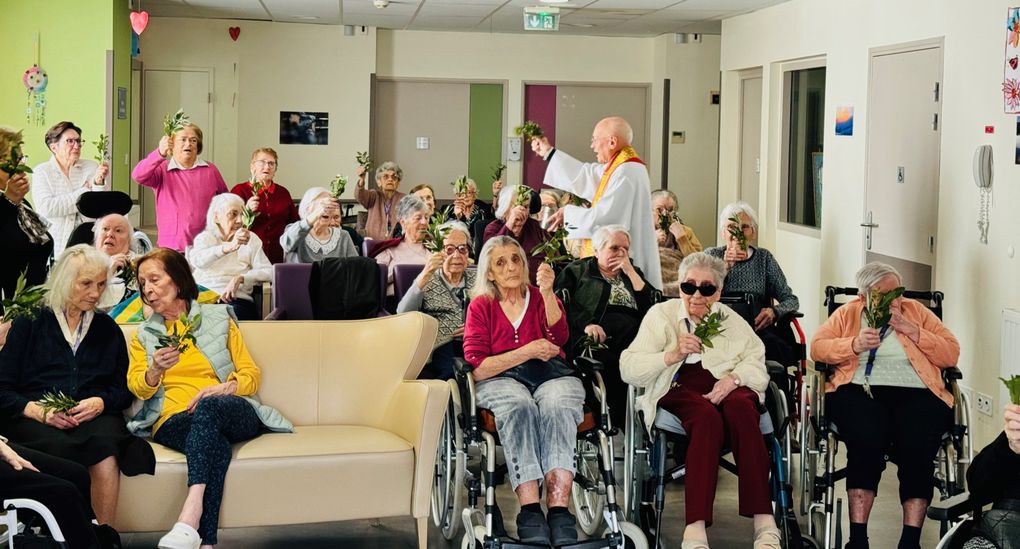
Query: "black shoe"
93 523 123 549
547 509 578 547
516 508 551 546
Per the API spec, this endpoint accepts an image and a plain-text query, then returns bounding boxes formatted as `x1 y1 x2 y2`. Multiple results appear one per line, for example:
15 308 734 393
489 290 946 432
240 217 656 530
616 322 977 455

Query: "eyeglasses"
254 160 277 168
679 282 718 297
444 245 470 256
63 138 84 147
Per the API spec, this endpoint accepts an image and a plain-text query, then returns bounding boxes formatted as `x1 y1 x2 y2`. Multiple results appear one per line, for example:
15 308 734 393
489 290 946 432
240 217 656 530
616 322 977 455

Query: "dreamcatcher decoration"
23 34 48 126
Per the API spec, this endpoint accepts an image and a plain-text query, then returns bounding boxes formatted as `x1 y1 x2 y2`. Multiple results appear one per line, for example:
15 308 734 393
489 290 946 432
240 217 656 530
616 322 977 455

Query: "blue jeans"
475 375 584 491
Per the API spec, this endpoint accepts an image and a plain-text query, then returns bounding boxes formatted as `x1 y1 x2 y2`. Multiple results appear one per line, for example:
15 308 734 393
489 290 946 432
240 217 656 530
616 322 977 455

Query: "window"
782 65 826 228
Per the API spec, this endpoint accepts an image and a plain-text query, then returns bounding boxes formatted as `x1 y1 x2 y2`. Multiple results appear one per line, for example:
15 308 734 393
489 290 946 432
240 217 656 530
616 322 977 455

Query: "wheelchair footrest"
491 536 623 549
926 492 977 522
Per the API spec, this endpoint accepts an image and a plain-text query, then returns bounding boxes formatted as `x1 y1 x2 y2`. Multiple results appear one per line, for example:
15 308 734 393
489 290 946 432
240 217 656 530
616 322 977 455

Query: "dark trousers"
826 384 952 502
422 339 463 381
0 443 100 548
153 396 261 545
657 363 772 525
227 298 260 321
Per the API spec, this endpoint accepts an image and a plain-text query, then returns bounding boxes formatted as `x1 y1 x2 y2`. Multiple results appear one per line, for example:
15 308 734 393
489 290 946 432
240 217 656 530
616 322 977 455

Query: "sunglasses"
680 282 718 297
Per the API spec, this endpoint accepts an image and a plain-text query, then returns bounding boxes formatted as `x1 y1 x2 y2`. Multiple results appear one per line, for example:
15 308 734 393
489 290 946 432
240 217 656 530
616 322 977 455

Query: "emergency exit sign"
524 10 559 31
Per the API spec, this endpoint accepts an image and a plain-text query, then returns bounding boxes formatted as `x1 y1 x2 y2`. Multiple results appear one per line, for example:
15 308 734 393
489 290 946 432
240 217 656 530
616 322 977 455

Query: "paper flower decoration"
22 64 48 126
1004 79 1020 111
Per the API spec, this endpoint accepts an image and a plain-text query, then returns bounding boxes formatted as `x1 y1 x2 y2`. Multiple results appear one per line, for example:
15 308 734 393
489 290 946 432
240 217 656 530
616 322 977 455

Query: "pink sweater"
131 149 228 251
463 286 569 368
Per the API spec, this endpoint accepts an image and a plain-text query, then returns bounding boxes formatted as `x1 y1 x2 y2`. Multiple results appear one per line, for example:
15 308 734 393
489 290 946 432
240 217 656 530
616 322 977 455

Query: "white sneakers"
157 522 201 549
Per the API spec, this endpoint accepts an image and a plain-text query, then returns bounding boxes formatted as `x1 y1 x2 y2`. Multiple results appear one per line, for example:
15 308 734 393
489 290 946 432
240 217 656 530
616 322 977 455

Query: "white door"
863 45 942 291
139 68 213 230
739 72 763 212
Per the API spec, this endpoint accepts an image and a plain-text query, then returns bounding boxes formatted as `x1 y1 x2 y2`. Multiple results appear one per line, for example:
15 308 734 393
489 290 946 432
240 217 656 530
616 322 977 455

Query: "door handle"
860 222 879 228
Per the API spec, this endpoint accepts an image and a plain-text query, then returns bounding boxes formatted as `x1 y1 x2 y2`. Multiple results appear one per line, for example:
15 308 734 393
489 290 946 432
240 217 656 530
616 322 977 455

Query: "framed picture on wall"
279 111 329 145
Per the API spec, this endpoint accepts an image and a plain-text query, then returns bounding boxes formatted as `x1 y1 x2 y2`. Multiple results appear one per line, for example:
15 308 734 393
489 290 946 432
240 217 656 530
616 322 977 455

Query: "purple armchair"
267 261 389 320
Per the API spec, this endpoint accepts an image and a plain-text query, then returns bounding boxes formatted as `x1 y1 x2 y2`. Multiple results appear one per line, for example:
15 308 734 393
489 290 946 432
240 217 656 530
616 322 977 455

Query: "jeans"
475 375 584 491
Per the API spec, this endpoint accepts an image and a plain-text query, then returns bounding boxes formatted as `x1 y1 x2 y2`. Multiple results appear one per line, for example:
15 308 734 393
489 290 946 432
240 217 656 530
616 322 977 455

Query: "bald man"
531 117 662 289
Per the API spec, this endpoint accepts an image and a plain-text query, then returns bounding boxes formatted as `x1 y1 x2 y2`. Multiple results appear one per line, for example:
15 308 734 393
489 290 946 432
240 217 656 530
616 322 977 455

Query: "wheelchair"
799 286 973 549
431 356 647 548
0 499 68 548
621 367 808 548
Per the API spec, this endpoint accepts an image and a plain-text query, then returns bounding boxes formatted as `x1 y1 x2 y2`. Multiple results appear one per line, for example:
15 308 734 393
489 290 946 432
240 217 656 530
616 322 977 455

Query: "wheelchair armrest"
926 491 977 522
944 367 963 381
765 360 787 377
573 356 604 374
814 362 834 375
453 357 474 377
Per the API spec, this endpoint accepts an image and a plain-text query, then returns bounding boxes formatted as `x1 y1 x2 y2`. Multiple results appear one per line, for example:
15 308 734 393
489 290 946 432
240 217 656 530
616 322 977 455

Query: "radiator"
1001 308 1020 407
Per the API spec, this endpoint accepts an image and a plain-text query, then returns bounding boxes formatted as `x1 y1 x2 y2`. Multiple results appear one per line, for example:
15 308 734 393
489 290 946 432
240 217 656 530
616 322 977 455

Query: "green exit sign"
524 12 559 31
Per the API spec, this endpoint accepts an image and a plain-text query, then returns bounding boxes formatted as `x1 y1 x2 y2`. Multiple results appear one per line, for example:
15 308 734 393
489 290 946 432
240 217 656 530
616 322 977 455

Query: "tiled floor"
121 443 945 548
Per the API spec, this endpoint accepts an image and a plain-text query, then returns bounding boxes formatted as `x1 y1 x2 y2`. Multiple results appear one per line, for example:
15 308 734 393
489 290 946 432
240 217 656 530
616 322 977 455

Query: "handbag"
499 357 575 393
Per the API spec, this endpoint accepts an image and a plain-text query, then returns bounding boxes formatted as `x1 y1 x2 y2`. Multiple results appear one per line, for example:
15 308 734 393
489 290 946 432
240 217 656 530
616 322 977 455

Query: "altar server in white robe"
531 116 662 290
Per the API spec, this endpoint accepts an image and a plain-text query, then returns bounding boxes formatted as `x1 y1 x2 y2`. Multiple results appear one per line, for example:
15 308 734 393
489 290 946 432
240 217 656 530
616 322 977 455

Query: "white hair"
91 214 134 245
375 161 403 182
718 201 759 237
678 252 727 288
395 194 429 223
439 220 470 240
470 236 529 300
298 187 331 219
855 262 902 294
592 224 630 251
45 244 110 311
650 189 678 205
495 184 529 220
204 193 244 237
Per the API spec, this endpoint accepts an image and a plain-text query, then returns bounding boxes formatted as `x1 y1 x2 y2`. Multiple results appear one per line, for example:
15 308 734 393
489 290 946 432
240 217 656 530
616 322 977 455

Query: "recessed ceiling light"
539 0 570 3
291 15 319 20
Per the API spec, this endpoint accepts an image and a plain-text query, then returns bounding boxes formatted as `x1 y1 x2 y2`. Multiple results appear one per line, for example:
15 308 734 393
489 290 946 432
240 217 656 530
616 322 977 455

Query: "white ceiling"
140 0 791 37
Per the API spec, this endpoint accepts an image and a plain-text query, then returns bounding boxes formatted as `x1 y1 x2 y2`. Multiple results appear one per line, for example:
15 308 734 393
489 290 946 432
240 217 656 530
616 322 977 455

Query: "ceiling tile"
585 0 685 9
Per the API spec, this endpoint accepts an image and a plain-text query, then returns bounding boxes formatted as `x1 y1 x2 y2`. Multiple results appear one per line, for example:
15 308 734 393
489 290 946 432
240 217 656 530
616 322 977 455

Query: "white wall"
719 0 1020 447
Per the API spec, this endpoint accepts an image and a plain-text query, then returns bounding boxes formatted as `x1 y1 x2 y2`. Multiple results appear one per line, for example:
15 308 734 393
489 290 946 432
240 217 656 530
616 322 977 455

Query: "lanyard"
862 325 891 398
64 310 87 355
671 318 697 386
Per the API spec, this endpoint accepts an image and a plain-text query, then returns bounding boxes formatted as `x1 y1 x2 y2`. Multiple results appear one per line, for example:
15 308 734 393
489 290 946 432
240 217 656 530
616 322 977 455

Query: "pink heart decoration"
130 11 149 35
229 26 241 41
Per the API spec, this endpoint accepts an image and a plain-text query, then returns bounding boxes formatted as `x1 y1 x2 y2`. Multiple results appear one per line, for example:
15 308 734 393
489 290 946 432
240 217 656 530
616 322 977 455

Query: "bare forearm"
542 291 562 326
473 348 532 381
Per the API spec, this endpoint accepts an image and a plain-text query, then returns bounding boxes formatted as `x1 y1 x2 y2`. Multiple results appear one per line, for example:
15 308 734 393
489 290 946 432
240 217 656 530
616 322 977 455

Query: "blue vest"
126 301 293 437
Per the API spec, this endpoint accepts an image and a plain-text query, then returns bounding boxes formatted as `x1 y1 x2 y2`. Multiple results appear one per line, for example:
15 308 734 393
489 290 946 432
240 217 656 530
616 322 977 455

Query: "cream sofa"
113 312 448 549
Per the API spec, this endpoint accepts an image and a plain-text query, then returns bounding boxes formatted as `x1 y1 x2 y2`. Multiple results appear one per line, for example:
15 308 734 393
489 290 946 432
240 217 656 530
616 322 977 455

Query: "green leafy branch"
727 214 749 251
356 151 372 173
38 390 79 414
1001 375 1020 406
862 286 905 330
514 120 544 141
330 174 348 199
1 270 48 322
162 109 190 137
250 172 267 195
658 211 680 234
241 206 259 229
118 262 136 289
93 133 110 164
0 133 33 177
578 334 610 359
531 226 574 266
423 207 452 253
693 310 727 349
514 185 532 207
145 313 202 353
451 175 470 196
566 193 589 208
491 163 506 182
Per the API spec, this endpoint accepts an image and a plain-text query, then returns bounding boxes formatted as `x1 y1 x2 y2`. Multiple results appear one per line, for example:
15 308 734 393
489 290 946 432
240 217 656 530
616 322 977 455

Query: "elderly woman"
0 127 53 315
463 236 581 547
651 189 702 297
396 220 476 380
810 262 959 549
371 195 432 295
0 245 155 527
452 177 494 237
189 194 272 321
355 160 406 240
409 183 436 214
229 148 299 264
32 121 111 256
621 252 779 549
482 184 551 284
132 123 227 252
94 213 139 312
281 187 357 264
554 225 655 426
705 201 799 364
960 404 1020 548
127 248 292 549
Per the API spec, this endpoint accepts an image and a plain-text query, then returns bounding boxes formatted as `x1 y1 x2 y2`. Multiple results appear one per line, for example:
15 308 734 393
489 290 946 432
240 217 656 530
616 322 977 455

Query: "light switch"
416 137 430 150
671 131 686 144
508 137 522 161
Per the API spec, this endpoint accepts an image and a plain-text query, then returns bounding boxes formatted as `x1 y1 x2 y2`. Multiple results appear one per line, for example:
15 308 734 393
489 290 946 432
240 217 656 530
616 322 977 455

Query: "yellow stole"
578 146 644 257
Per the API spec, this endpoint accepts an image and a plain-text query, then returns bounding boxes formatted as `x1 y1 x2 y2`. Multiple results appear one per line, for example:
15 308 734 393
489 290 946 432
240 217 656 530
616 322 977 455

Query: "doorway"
738 69 763 212
863 40 943 291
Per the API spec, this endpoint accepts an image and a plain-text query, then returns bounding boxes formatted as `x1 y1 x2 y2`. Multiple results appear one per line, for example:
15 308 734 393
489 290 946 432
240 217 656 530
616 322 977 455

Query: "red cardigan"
463 285 569 368
231 181 299 264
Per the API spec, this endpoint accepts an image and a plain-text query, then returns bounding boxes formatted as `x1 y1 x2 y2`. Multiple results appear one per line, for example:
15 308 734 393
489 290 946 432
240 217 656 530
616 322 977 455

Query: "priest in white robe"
531 116 662 290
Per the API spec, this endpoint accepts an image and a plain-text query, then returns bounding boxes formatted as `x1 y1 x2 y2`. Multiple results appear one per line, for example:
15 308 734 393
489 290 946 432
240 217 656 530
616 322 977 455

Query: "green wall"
1 0 133 195
467 83 504 200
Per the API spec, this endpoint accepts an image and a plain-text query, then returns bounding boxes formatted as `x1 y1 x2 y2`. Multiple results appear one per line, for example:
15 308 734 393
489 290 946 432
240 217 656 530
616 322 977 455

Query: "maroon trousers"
657 362 772 525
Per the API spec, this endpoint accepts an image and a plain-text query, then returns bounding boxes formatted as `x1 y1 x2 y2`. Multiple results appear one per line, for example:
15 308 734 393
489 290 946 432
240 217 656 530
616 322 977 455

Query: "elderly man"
531 116 662 290
93 214 138 311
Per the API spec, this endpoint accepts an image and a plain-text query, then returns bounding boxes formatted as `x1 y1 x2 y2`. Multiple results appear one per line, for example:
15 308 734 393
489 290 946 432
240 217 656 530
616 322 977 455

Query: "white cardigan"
188 231 272 302
31 156 107 256
620 299 769 434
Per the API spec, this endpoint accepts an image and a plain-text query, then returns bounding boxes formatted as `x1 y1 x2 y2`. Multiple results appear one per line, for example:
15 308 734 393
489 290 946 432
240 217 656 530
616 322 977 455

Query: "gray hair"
592 224 630 251
45 244 110 311
92 214 134 245
375 161 403 182
395 194 429 223
855 262 902 294
495 184 528 219
678 252 727 288
470 236 529 300
540 189 560 202
439 220 470 240
718 200 759 237
204 193 244 236
650 189 678 205
298 187 330 219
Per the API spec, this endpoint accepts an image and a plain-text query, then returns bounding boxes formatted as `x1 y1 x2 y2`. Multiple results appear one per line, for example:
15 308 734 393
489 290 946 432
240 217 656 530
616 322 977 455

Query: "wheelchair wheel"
431 385 465 540
571 438 606 536
604 521 649 549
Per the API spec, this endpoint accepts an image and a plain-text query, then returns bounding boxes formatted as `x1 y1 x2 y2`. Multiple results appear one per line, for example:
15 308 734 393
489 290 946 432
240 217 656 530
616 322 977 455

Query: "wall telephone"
974 145 993 244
